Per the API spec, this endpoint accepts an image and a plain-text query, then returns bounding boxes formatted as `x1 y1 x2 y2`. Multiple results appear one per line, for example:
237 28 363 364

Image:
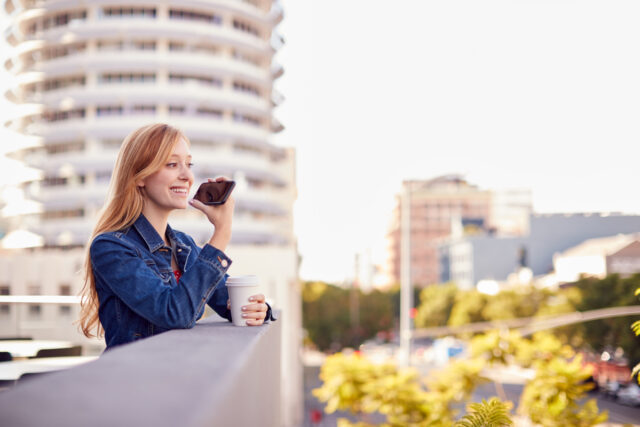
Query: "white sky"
274 0 640 283
2 1 640 283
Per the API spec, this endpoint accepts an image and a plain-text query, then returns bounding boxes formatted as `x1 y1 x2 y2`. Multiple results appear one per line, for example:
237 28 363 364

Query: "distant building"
440 213 640 289
439 234 529 290
553 233 640 283
385 175 531 287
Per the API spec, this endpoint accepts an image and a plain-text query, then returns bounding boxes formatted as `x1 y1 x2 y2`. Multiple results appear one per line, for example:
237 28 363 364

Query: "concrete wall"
0 316 282 426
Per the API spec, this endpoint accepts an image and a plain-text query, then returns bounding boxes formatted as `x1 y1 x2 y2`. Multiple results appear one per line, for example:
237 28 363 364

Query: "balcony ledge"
0 314 282 426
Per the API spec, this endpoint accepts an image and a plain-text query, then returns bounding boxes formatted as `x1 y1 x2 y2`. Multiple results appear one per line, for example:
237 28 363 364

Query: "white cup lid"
226 275 259 286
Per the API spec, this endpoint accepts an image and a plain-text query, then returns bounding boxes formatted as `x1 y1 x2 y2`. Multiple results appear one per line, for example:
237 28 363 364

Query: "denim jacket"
91 214 233 349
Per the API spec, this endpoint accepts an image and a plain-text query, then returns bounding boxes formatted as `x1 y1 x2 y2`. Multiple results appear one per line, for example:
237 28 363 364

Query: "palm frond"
454 398 513 427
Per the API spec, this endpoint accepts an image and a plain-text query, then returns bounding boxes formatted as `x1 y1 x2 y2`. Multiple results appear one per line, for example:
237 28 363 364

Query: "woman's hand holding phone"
189 177 235 251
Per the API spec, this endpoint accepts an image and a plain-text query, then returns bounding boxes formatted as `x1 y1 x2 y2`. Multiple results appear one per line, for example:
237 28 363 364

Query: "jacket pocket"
143 259 172 283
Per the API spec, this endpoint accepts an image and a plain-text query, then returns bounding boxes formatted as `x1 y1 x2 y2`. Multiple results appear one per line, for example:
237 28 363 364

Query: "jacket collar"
132 214 168 253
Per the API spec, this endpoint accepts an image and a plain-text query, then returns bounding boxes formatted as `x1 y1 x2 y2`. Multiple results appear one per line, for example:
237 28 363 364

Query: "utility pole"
399 182 413 366
350 253 360 347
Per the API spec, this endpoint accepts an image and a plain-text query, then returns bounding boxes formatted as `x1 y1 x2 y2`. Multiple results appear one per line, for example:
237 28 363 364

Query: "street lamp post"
399 183 413 366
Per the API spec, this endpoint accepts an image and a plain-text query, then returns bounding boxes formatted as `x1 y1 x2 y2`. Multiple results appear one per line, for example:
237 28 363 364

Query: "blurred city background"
1 0 640 426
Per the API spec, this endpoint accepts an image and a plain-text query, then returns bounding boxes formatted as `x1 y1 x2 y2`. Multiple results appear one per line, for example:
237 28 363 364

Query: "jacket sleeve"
206 275 232 321
91 235 231 329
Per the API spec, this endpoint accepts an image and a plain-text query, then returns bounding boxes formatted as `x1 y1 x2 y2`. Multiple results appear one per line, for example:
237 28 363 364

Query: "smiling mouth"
170 187 189 195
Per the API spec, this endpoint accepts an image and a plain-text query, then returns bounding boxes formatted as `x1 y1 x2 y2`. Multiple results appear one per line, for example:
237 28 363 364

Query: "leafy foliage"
302 281 394 351
454 398 513 427
520 355 607 426
314 352 494 426
414 283 458 328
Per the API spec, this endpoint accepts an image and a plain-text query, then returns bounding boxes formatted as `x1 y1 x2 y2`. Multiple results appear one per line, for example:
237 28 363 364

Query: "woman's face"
139 138 194 214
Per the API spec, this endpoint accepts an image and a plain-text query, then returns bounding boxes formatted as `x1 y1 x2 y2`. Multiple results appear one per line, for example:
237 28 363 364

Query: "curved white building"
1 0 301 424
3 0 292 248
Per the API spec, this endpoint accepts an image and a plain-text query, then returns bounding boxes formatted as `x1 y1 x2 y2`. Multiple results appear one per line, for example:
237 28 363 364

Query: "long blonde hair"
78 123 189 338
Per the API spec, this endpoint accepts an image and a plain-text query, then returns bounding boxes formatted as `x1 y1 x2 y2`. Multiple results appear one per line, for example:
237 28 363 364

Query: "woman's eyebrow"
168 154 193 159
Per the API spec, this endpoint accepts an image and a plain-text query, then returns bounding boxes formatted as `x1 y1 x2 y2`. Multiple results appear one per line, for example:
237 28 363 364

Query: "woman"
78 123 272 349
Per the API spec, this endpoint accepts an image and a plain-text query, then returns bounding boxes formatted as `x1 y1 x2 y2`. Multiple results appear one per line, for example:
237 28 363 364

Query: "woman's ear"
136 180 145 188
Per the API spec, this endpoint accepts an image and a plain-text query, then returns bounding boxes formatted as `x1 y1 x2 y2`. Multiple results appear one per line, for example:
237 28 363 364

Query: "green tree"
414 283 457 328
573 274 640 367
448 289 487 326
302 281 396 351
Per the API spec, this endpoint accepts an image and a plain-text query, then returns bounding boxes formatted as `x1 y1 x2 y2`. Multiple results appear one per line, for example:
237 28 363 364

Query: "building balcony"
0 314 283 426
11 50 270 87
25 115 272 146
20 17 271 56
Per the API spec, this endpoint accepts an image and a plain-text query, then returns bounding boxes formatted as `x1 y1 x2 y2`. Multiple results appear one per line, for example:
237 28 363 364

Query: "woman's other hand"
189 177 234 251
241 294 268 326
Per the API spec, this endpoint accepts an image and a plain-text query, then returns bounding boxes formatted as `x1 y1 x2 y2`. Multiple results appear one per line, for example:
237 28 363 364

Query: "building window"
39 10 87 31
28 304 42 318
59 305 72 316
169 42 185 51
45 141 85 155
97 40 156 51
99 73 156 83
27 285 41 295
169 73 221 87
101 7 156 18
41 209 84 220
168 105 186 115
233 112 261 127
96 106 124 116
132 105 156 115
59 284 72 296
233 81 261 97
0 285 9 296
169 9 221 25
0 305 9 316
95 170 113 182
196 107 223 118
43 108 85 122
233 19 261 37
232 49 262 67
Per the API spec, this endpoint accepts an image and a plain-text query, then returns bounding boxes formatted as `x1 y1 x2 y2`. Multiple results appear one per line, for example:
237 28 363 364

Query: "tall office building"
386 175 493 287
1 0 301 424
385 175 532 287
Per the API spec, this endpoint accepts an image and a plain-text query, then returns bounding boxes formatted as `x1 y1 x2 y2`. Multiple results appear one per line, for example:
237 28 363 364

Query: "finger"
242 303 268 313
246 318 265 326
248 294 265 303
241 311 266 320
189 198 206 211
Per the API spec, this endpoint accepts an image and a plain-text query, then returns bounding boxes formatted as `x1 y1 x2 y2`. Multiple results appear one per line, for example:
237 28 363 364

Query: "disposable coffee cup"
226 275 259 327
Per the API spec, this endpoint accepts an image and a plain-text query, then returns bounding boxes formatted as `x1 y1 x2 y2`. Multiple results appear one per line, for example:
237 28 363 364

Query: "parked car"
601 380 621 399
617 383 640 407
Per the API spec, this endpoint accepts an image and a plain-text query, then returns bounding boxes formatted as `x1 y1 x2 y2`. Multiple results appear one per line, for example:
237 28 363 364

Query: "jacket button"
221 259 228 268
177 248 182 252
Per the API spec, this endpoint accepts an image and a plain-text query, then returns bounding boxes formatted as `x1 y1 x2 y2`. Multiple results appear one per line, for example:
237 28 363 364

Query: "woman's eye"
167 163 177 168
187 163 194 168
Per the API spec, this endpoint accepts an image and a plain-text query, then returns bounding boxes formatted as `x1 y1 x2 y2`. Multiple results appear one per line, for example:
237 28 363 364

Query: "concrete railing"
0 314 282 427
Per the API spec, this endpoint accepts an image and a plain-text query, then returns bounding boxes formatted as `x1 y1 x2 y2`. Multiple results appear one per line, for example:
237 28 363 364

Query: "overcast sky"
2 1 640 284
274 0 640 283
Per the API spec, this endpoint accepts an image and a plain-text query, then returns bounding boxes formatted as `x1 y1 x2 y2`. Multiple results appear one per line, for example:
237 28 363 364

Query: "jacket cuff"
199 244 232 271
265 302 277 323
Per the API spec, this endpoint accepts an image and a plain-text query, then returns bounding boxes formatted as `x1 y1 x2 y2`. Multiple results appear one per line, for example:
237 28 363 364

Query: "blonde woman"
78 123 273 349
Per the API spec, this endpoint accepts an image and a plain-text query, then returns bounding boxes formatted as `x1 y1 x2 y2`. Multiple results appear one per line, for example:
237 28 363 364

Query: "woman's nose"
178 166 193 181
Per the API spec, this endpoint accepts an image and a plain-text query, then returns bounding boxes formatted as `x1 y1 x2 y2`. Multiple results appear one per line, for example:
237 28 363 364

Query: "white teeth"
171 188 187 194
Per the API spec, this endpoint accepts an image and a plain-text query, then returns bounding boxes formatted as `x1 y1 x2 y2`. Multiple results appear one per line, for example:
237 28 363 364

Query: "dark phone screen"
194 181 235 205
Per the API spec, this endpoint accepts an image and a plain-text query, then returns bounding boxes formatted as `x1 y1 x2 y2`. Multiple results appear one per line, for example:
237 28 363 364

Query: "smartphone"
193 181 236 205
